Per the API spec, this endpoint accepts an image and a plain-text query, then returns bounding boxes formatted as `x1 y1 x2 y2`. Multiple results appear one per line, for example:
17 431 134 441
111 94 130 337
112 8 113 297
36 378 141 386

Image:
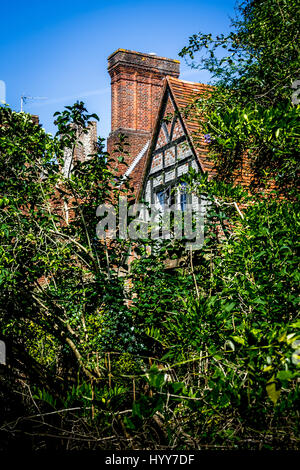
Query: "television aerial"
20 95 48 112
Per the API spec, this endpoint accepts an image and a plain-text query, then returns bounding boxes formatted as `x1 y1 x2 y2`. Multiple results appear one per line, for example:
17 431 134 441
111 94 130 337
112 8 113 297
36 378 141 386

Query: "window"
165 186 176 207
156 185 176 210
155 182 189 212
156 190 165 209
179 182 187 211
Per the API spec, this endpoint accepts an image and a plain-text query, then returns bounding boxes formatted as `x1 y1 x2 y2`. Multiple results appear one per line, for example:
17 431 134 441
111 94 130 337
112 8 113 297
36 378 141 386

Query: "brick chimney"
107 49 180 170
63 121 97 178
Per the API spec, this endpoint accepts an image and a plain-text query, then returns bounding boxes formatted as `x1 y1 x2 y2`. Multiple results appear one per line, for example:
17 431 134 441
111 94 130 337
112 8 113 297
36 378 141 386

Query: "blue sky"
0 0 236 139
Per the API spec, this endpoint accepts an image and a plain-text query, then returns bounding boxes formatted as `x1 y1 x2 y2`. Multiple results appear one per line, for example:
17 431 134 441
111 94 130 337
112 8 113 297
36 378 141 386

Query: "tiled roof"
136 76 216 200
136 76 273 203
167 77 265 190
166 76 216 175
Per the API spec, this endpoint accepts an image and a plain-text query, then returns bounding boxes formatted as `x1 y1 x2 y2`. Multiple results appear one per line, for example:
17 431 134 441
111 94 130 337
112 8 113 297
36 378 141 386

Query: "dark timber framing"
140 84 201 207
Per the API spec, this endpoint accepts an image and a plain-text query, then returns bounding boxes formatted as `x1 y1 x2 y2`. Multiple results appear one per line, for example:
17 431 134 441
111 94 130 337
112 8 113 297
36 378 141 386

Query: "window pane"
157 191 165 208
180 192 187 211
179 181 187 211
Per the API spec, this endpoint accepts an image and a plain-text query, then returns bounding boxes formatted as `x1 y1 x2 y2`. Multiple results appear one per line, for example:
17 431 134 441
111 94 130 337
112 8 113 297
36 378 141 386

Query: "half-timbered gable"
138 77 212 214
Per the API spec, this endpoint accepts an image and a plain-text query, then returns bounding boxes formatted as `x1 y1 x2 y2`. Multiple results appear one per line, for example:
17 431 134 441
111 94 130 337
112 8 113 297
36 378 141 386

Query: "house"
104 49 219 255
106 49 256 210
62 49 253 214
106 49 211 206
136 76 213 213
61 48 257 246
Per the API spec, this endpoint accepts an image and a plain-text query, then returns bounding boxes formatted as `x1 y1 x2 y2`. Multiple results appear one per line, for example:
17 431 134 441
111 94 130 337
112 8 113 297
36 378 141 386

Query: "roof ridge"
167 76 210 87
122 140 150 180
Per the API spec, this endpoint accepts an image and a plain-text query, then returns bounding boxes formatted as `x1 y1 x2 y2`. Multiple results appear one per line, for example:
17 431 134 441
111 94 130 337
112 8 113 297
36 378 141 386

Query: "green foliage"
0 1 299 449
123 198 299 448
179 0 300 193
0 102 142 379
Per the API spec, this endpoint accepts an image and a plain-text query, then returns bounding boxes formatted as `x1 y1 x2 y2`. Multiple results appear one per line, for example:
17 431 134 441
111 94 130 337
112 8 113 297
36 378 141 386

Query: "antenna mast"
20 95 47 112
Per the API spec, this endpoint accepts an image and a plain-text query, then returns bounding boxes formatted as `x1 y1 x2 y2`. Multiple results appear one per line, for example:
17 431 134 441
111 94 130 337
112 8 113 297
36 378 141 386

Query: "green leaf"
231 335 245 346
123 416 136 430
266 376 281 405
276 370 294 381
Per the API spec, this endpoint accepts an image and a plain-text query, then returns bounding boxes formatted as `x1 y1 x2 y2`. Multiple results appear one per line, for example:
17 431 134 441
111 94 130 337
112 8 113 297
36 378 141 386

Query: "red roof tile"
166 76 216 175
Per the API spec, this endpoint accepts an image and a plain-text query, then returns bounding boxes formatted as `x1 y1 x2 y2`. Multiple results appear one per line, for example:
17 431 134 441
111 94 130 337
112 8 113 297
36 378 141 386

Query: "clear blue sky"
0 0 236 140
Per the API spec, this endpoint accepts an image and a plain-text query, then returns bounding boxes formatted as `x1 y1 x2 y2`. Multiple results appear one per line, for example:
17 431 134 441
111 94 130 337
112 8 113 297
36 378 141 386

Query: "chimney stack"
107 49 180 169
62 121 97 178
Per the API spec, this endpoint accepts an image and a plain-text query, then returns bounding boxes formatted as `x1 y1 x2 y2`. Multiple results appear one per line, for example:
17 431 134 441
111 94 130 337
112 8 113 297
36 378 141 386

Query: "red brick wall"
73 121 97 163
107 128 150 174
